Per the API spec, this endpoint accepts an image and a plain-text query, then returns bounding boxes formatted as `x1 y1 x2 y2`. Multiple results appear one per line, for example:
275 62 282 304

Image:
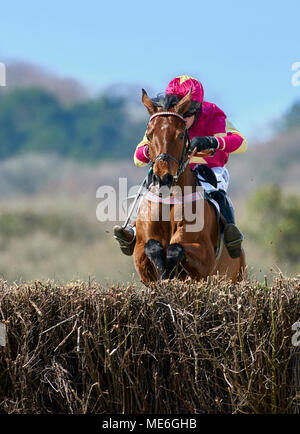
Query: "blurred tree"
279 100 300 132
246 185 300 264
0 88 146 161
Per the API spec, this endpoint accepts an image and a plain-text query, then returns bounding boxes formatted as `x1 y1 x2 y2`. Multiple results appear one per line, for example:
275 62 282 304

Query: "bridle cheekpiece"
147 111 191 182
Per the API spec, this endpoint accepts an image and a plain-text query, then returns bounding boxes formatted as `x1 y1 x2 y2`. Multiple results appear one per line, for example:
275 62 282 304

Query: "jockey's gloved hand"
190 136 219 152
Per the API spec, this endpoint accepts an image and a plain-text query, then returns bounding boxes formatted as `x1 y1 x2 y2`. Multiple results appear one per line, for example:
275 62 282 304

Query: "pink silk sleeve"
211 112 246 154
134 144 150 165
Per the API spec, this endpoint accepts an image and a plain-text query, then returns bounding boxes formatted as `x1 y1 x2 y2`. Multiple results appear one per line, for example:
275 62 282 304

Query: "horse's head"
142 88 192 190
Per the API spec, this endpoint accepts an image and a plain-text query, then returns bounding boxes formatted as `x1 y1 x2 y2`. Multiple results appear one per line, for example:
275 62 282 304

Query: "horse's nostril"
153 173 173 192
153 174 161 188
161 173 174 189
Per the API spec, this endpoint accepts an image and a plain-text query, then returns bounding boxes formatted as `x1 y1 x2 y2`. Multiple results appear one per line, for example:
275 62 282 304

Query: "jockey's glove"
190 136 219 152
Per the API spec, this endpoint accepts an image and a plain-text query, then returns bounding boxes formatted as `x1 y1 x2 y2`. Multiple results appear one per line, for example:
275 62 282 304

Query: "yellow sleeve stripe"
189 156 208 164
225 119 237 132
225 120 247 154
133 133 150 167
136 133 149 149
134 154 148 167
231 138 247 154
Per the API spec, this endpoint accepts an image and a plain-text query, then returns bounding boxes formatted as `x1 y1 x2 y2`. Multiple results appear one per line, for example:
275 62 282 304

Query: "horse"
133 88 246 283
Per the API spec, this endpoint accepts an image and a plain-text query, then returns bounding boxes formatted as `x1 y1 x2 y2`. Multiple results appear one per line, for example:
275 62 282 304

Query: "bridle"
147 111 192 182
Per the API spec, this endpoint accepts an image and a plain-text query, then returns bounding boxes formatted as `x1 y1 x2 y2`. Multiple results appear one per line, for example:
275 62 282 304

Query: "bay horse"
133 88 246 283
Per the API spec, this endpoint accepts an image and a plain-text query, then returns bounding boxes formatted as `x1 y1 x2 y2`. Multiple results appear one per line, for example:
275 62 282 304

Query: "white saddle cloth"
196 166 229 193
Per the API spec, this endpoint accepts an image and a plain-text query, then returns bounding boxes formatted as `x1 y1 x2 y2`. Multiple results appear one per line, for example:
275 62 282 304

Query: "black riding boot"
208 190 244 258
114 169 153 256
113 225 136 256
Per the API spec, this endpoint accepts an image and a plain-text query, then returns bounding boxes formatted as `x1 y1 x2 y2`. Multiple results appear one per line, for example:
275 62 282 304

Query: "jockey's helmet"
165 75 204 103
165 75 203 117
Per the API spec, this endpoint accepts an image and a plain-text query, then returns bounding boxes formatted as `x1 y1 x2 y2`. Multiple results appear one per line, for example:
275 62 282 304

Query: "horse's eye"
146 134 150 141
178 133 184 140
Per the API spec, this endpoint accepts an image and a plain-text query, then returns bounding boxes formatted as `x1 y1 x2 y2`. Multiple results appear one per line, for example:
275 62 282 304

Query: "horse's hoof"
144 239 166 279
166 243 185 278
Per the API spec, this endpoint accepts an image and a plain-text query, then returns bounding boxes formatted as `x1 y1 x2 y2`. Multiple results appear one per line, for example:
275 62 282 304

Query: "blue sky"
0 0 299 142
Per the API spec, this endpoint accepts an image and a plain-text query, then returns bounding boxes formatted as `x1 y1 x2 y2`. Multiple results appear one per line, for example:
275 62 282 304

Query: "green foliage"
0 210 100 245
246 185 300 264
0 88 146 161
0 196 135 283
279 100 300 132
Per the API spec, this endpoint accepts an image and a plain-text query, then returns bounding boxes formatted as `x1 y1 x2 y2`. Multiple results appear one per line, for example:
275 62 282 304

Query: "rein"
147 111 191 182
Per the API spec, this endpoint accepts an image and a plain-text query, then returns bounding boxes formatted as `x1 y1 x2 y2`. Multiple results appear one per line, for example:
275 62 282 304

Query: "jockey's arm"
212 114 247 154
133 112 247 166
133 133 150 167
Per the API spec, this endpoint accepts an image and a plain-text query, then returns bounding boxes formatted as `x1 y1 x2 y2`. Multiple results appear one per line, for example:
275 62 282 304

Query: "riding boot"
113 224 136 256
208 190 244 259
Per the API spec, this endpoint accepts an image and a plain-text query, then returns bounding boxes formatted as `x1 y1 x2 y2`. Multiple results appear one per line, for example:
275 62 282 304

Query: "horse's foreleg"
236 248 246 282
144 239 166 280
166 243 185 279
179 242 216 280
134 242 158 283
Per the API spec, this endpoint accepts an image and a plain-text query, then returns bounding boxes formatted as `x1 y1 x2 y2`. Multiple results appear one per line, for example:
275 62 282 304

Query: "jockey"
114 75 247 258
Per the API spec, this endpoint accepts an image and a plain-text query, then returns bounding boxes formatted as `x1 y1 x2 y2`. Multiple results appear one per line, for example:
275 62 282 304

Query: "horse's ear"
174 87 192 115
142 89 156 115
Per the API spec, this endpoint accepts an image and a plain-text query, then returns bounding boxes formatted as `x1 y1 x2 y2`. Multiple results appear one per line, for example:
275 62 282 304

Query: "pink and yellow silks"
134 75 247 170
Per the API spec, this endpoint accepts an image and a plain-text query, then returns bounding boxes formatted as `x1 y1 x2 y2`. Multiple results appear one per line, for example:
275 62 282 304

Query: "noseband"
147 111 191 182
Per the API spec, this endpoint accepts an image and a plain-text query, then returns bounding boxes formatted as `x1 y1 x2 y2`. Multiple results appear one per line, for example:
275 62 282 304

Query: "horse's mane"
151 93 202 113
151 93 179 110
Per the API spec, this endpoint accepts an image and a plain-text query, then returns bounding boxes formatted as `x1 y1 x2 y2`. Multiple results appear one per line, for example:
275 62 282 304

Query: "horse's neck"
177 165 196 191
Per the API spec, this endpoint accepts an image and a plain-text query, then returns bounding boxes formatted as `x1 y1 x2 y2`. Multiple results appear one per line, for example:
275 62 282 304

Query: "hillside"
0 145 299 283
0 87 147 161
1 61 88 104
0 62 299 282
0 61 299 181
228 128 300 199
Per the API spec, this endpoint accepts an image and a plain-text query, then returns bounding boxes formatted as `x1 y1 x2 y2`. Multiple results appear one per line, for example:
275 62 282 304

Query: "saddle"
192 165 224 261
193 167 243 259
192 165 221 219
192 164 218 189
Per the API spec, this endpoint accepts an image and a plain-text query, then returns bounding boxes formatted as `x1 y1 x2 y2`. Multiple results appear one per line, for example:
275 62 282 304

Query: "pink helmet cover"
165 75 204 103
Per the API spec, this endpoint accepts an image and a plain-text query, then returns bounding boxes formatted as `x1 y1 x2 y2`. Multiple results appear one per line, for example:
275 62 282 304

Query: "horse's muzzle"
152 173 174 192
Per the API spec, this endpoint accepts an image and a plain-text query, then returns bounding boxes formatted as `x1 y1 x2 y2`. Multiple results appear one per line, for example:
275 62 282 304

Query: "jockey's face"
185 115 195 129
